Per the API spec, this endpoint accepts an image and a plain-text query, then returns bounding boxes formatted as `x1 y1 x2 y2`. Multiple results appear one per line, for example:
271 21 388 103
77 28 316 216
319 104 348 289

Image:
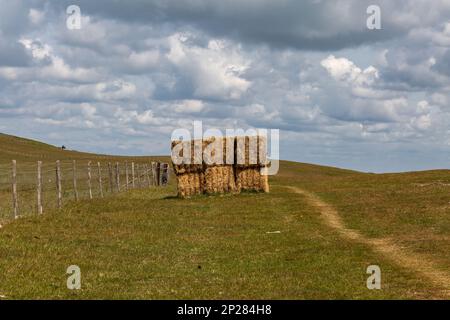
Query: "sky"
1 0 450 172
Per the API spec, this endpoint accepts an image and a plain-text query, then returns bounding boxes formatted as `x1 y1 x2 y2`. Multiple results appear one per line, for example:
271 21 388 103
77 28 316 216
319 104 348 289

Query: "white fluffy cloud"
166 33 251 100
320 54 439 133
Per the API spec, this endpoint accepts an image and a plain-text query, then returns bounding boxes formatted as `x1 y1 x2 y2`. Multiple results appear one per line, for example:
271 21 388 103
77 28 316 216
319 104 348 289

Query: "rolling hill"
0 133 449 299
0 133 166 163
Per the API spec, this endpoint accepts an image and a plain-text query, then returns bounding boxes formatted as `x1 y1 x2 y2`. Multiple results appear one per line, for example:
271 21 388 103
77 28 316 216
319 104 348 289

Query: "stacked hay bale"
171 139 204 198
203 136 237 194
235 135 269 193
171 135 269 198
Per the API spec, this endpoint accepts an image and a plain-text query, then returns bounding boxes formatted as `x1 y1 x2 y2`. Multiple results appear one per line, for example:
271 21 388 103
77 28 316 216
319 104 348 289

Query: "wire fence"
0 160 170 223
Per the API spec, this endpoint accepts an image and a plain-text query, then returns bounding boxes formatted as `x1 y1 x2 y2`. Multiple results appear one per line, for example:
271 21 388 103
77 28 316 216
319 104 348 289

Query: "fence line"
0 160 170 222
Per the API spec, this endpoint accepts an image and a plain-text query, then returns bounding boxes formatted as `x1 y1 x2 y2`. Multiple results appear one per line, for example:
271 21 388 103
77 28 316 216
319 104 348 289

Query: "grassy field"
0 133 449 299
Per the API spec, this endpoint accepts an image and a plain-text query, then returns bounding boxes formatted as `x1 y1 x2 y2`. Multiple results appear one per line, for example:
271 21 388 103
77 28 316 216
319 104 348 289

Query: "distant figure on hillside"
61 145 66 150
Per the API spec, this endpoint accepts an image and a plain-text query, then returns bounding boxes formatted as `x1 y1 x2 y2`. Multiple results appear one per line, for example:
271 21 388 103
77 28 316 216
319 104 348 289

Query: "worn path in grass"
287 186 450 297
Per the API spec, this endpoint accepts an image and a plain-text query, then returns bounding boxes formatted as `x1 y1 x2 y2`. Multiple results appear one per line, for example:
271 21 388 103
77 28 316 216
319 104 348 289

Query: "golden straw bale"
235 167 246 191
171 139 203 174
195 172 204 195
255 168 262 190
235 169 242 192
172 135 270 198
203 165 234 194
187 173 194 196
209 166 217 193
258 135 269 167
176 172 204 198
235 135 264 167
223 166 231 191
214 166 221 193
193 171 200 194
205 166 212 192
235 136 246 166
241 168 247 189
246 169 251 189
202 137 221 166
234 167 269 193
215 166 221 193
250 167 257 189
253 168 262 190
203 166 213 194
212 166 220 193
260 171 270 193
227 165 237 192
202 136 235 166
224 136 235 165
219 166 226 193
176 173 188 198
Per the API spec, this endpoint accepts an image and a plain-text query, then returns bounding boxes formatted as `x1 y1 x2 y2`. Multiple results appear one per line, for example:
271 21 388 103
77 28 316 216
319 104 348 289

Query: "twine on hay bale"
171 136 270 198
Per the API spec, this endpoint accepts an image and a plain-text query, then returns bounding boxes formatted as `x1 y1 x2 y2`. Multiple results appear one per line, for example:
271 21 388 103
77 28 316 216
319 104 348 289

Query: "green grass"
278 162 450 273
0 133 449 299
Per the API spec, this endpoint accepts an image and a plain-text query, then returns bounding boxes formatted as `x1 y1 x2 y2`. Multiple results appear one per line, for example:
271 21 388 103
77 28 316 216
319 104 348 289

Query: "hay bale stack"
171 135 269 198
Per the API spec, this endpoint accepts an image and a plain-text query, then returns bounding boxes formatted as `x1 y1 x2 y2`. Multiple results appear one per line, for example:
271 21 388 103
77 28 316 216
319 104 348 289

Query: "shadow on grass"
163 190 267 201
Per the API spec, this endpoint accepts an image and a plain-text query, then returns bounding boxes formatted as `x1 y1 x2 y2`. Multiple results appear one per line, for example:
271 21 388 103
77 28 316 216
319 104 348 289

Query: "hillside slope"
0 133 94 162
0 133 167 163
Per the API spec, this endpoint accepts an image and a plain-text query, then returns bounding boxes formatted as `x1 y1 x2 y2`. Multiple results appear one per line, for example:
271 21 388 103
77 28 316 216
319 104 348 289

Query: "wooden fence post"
115 162 121 192
108 162 114 193
97 162 104 198
151 162 157 186
140 164 144 188
56 160 62 209
12 160 18 219
136 164 141 188
144 164 151 188
150 164 154 187
87 161 93 199
131 162 135 189
161 163 169 186
125 161 129 191
156 162 161 186
37 161 43 214
72 160 79 201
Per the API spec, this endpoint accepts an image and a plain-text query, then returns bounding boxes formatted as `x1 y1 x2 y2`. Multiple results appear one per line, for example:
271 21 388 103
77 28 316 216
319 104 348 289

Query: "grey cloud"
52 0 412 50
433 49 450 77
0 38 31 67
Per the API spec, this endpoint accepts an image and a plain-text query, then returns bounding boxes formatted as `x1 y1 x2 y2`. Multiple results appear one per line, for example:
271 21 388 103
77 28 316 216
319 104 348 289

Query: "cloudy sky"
1 0 450 172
